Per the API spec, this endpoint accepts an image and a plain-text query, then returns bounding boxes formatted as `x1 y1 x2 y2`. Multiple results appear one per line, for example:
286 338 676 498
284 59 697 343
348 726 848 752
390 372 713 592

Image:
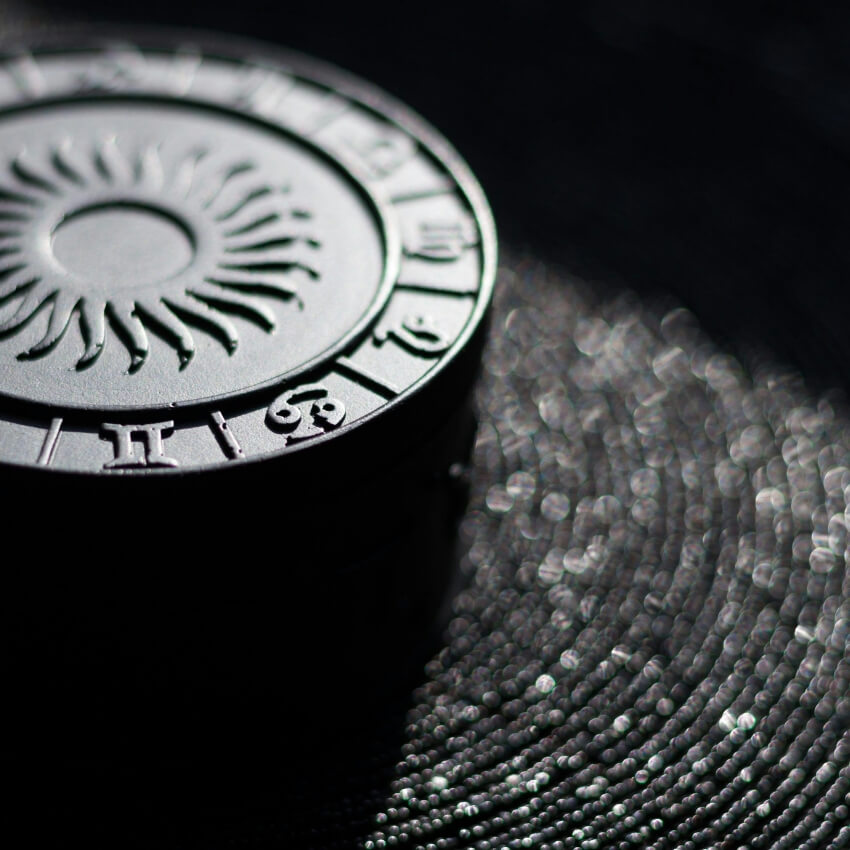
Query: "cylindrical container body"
0 30 495 760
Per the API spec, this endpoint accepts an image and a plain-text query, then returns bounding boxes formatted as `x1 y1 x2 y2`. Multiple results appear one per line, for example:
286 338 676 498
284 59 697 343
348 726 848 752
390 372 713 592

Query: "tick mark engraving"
336 357 400 398
36 417 62 466
210 410 245 460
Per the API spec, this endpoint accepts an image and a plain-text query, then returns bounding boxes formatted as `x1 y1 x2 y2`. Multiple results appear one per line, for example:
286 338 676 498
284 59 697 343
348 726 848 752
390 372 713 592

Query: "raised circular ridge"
0 29 496 476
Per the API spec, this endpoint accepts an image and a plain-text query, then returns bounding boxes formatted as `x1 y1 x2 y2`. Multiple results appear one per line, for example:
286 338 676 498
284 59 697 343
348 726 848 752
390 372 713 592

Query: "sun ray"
203 270 301 300
0 187 35 202
195 160 255 209
94 136 133 185
0 200 36 219
50 140 87 186
164 293 239 353
213 185 273 221
0 237 23 255
0 268 36 300
136 145 164 191
219 199 298 234
0 184 38 202
0 284 54 334
223 211 279 237
78 298 106 368
219 246 320 279
207 181 272 221
23 290 79 356
169 148 207 199
224 237 315 254
10 149 61 195
220 244 319 264
0 139 322 369
190 281 278 329
133 297 195 367
223 221 317 252
0 257 27 275
106 300 149 371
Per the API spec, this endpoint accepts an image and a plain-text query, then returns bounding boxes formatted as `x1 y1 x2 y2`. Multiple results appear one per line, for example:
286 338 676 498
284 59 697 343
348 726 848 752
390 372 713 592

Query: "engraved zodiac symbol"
405 220 475 262
76 44 147 92
265 382 346 443
101 421 179 469
374 314 451 357
342 123 415 179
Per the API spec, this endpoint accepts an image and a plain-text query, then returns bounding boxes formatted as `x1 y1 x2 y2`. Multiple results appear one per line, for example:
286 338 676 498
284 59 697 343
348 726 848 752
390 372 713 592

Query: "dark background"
15 0 846 393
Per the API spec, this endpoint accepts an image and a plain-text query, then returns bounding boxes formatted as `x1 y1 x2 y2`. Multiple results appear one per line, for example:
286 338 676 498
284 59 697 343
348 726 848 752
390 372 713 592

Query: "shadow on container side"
3 400 477 765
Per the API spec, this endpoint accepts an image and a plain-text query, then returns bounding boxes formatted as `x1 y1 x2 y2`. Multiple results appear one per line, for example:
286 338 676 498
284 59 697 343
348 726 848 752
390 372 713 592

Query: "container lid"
0 30 496 494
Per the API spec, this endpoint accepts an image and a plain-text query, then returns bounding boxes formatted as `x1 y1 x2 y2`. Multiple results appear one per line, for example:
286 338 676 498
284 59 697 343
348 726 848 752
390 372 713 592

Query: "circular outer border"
0 28 497 481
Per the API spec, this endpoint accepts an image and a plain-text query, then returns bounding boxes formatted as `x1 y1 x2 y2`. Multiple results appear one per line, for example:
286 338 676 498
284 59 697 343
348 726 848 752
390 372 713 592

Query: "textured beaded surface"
32 256 849 848
360 257 850 850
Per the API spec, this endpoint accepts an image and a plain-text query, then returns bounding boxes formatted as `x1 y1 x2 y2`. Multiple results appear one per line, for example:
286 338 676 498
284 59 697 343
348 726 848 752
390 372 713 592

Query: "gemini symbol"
101 421 179 469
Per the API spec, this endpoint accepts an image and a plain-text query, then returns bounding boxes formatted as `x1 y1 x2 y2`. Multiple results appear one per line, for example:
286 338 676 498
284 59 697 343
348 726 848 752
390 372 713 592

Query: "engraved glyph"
319 111 417 179
374 314 451 357
230 66 294 115
346 128 416 179
265 382 346 443
101 421 178 468
404 219 478 262
4 52 46 99
75 43 148 92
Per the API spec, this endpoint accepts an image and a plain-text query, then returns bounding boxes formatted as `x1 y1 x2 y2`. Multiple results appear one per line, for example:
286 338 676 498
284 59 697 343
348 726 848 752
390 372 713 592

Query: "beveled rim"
0 26 497 477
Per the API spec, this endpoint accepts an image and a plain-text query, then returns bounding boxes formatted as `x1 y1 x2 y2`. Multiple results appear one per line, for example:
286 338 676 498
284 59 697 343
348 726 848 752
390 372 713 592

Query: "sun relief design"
0 136 320 370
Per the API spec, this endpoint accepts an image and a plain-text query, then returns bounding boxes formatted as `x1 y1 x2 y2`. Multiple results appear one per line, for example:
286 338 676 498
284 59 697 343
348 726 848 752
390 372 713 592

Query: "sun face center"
51 203 195 290
0 101 387 410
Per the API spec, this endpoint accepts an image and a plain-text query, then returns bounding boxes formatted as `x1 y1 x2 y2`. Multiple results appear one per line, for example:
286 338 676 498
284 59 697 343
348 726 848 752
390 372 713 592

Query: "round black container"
0 30 496 758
